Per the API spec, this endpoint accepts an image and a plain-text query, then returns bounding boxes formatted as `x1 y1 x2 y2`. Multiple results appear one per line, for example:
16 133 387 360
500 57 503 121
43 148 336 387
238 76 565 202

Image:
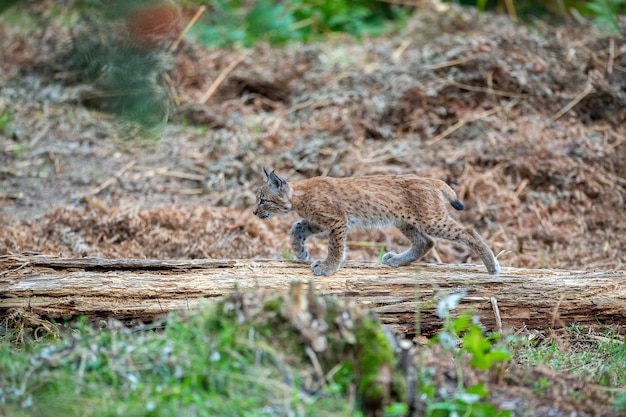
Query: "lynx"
253 167 500 276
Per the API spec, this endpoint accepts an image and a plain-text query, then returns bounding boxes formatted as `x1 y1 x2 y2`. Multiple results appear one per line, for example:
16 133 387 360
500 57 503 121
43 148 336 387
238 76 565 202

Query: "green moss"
353 313 406 407
262 297 282 313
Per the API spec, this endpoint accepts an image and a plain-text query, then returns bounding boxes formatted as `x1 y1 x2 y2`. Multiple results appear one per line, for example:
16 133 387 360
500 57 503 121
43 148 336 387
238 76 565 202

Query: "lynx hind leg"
311 222 347 276
466 227 501 275
382 225 434 267
290 220 322 261
428 220 500 275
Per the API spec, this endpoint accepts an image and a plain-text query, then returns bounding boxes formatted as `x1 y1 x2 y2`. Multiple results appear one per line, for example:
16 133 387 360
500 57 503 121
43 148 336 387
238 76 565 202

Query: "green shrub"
453 0 625 32
190 0 408 47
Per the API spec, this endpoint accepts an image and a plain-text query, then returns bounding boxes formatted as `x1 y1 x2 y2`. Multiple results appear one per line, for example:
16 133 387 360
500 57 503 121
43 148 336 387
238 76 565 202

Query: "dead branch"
1 255 624 336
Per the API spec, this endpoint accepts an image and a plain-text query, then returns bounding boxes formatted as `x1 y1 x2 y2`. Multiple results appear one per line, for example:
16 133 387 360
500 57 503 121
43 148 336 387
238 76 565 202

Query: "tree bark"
1 255 625 335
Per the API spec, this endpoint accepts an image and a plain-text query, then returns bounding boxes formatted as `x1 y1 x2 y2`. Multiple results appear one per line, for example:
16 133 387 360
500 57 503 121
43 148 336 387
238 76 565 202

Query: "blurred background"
0 0 624 270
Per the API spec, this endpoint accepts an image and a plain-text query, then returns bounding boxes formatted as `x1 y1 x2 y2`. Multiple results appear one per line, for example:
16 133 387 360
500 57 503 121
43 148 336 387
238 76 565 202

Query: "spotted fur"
253 167 500 276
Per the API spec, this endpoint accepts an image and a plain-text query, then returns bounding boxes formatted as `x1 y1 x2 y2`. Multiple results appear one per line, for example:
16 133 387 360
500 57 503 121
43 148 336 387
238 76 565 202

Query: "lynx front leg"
290 220 323 261
311 223 347 276
382 224 434 267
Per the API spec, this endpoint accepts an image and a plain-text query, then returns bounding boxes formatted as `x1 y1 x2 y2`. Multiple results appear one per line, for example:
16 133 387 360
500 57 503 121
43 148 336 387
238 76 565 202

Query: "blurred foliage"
184 0 624 48
0 0 19 14
186 0 408 47
2 1 622 46
456 0 625 32
68 0 176 127
0 0 621 127
585 0 625 32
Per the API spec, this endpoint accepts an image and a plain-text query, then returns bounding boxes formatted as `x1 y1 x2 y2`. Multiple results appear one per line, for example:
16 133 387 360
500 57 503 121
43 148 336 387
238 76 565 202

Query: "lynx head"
253 167 293 219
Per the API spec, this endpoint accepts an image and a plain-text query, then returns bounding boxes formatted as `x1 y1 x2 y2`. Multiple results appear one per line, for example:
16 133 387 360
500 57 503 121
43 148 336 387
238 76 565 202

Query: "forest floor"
0 2 625 416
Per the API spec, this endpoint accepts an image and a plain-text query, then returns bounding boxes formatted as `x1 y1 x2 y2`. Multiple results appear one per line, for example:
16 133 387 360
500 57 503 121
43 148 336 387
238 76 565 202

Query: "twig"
550 294 565 328
82 195 107 212
179 188 205 195
503 0 518 22
427 106 503 145
391 40 411 63
607 37 615 75
87 160 136 197
162 72 181 106
305 346 324 381
445 79 529 98
587 334 624 344
0 193 24 200
495 250 512 260
287 98 332 114
430 247 443 264
200 54 247 104
345 241 385 248
418 57 474 71
170 5 206 51
321 148 341 177
160 170 205 182
550 82 594 122
0 261 30 276
490 297 503 332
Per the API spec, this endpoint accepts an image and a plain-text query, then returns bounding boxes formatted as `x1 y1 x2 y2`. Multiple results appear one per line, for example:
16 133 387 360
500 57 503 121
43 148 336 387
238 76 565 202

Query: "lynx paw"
294 247 310 262
311 260 338 276
488 259 501 276
382 251 417 267
382 252 401 267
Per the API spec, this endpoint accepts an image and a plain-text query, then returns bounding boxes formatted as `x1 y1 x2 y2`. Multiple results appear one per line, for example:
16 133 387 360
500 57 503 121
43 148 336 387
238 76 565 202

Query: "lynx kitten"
254 167 500 276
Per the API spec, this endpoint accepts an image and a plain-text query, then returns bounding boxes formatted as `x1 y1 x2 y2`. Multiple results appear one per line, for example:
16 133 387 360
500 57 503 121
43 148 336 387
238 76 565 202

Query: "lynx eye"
259 197 267 205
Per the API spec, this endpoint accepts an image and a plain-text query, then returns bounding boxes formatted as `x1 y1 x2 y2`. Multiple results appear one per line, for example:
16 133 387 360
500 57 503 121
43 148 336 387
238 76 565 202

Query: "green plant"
0 308 352 416
586 0 625 33
418 291 512 417
291 0 406 40
516 325 626 387
530 377 551 396
245 0 297 45
385 401 409 416
0 110 11 131
614 392 626 412
12 143 22 159
452 0 625 31
378 244 385 262
190 0 408 48
0 111 21 157
462 326 511 371
0 288 413 417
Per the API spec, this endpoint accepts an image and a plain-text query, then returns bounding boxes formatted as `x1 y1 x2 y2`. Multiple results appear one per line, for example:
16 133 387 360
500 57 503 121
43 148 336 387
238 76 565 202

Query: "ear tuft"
262 166 270 181
268 170 287 192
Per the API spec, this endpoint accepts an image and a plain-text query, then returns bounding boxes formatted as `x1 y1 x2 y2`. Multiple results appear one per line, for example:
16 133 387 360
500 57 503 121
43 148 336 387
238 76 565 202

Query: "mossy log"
1 255 625 335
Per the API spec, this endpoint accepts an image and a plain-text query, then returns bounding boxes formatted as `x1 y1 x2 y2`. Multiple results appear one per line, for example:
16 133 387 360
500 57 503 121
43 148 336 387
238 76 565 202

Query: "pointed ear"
268 170 287 192
262 166 271 182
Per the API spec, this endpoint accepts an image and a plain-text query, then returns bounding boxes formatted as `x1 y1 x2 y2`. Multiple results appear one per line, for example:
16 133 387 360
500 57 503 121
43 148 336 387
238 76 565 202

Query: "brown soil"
1 6 624 272
0 4 625 416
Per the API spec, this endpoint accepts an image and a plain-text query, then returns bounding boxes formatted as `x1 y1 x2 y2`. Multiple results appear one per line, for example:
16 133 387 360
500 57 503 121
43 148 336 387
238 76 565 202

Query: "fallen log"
1 255 625 335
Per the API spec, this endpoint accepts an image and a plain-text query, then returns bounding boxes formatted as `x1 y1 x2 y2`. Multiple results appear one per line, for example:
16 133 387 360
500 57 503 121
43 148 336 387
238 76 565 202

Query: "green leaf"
462 327 510 370
245 0 297 45
466 383 489 399
451 314 472 333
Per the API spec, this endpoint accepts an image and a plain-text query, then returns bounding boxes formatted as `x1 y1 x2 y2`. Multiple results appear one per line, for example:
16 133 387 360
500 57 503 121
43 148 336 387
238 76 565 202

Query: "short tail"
436 180 464 211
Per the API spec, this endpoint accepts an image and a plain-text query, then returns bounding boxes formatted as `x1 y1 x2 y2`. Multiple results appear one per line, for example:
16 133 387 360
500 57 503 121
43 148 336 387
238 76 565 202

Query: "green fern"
586 0 625 33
